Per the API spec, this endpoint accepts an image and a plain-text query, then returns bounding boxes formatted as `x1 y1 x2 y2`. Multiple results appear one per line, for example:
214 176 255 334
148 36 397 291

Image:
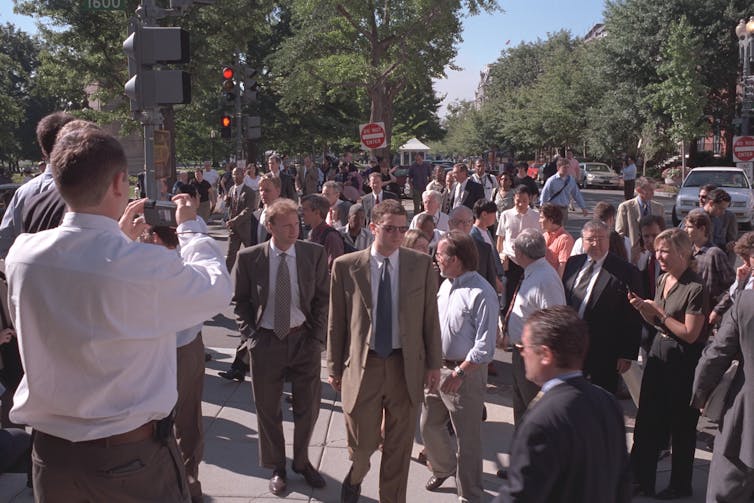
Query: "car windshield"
683 171 750 189
586 165 610 173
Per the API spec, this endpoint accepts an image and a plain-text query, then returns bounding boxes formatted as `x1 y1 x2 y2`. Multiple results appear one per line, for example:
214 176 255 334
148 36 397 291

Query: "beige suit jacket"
327 247 442 414
615 197 665 246
297 166 319 196
234 240 329 346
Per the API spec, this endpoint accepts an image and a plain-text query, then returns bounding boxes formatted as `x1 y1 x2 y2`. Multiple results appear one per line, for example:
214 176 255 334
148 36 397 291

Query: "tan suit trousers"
344 351 416 503
421 366 486 503
175 333 205 503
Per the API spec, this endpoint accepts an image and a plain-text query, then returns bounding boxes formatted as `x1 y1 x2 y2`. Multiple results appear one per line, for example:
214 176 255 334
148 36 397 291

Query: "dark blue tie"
375 257 393 358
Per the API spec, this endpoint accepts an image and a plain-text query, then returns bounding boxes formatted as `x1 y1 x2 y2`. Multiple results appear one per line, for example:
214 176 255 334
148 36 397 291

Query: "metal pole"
742 35 751 136
235 55 243 160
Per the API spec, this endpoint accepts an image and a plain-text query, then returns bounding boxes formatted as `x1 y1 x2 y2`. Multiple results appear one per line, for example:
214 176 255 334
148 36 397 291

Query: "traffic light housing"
221 115 232 139
222 66 236 102
124 24 191 111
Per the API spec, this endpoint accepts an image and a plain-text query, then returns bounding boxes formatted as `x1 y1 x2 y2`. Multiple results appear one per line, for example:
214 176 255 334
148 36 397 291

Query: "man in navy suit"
562 220 641 393
495 305 631 503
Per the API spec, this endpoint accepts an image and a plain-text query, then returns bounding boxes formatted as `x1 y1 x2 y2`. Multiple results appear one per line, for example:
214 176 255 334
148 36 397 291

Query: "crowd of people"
1 112 754 503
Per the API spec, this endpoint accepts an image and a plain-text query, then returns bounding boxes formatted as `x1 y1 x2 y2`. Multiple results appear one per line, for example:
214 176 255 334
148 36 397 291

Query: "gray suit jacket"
360 190 399 223
227 184 255 246
692 290 754 468
233 240 329 346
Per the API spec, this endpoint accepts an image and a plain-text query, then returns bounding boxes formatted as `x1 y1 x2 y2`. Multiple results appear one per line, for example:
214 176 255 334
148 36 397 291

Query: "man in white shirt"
471 158 497 201
6 127 232 501
410 189 450 232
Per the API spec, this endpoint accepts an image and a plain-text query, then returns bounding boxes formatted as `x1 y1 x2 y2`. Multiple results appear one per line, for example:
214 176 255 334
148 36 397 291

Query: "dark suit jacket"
227 184 255 246
471 226 503 279
562 253 641 390
451 179 485 210
21 186 66 234
327 247 442 413
233 240 329 347
496 376 631 503
692 290 754 468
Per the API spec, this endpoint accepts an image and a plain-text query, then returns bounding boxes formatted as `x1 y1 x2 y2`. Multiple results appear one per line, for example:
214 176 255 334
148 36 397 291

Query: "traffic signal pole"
235 57 243 160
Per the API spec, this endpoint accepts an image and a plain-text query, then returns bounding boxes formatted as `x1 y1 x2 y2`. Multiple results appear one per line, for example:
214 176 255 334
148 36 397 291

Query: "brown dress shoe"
269 469 287 496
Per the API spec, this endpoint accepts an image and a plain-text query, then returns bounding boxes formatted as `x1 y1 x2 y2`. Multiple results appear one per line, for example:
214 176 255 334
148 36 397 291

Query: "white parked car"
671 167 754 227
581 162 622 190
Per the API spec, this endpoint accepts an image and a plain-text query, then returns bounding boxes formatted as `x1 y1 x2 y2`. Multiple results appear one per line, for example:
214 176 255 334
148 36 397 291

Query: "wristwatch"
453 366 465 377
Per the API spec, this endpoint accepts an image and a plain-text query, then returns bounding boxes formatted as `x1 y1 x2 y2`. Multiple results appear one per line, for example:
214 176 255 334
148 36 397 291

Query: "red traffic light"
221 115 231 128
222 66 234 80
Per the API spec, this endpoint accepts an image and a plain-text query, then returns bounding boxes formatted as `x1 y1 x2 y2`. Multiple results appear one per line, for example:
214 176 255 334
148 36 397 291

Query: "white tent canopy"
398 137 431 166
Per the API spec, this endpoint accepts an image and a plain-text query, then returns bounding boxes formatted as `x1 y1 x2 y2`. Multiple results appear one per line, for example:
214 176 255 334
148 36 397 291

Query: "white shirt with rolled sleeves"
506 257 566 344
437 270 498 364
6 212 232 442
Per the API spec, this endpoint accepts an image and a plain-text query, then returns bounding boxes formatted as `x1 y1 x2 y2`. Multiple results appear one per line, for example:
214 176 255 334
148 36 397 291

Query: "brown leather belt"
38 421 158 448
443 359 464 369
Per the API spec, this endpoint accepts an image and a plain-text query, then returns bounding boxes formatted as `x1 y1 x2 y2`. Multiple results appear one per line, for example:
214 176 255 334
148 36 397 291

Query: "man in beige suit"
225 166 256 271
327 199 442 503
296 155 319 198
615 177 665 247
234 199 329 496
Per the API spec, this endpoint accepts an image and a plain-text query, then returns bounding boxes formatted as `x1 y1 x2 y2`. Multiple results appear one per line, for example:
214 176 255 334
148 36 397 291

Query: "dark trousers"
32 429 189 502
175 334 205 503
503 260 524 315
249 328 321 471
624 179 636 201
630 335 701 493
0 427 31 474
225 232 244 272
511 347 541 426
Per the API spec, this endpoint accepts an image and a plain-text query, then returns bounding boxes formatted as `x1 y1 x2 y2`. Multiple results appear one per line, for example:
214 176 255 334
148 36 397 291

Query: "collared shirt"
437 270 497 364
7 212 232 442
259 240 306 329
370 246 401 350
574 253 608 318
0 164 56 258
636 196 650 215
257 207 268 243
544 226 575 270
202 168 220 186
729 274 754 299
540 173 586 209
339 224 373 251
507 257 566 343
409 211 450 232
496 207 540 259
541 370 583 394
623 163 637 181
453 179 468 209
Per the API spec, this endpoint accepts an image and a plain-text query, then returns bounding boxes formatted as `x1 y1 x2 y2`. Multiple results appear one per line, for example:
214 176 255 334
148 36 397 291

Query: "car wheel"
671 206 680 227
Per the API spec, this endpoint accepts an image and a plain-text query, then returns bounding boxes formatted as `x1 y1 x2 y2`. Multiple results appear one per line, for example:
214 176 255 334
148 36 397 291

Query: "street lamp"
736 17 754 135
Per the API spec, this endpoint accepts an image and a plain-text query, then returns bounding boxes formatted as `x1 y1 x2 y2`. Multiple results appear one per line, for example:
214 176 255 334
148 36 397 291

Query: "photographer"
5 127 231 501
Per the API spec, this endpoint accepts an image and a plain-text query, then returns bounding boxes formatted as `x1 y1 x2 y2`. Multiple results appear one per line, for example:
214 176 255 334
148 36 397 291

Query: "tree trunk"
369 83 394 160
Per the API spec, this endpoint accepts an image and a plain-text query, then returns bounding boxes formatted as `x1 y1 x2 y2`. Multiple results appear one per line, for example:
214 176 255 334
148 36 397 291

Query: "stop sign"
359 122 387 150
733 136 754 162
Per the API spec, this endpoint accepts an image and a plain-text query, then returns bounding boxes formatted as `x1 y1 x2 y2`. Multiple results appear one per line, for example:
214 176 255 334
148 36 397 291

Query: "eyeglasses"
583 235 607 244
514 343 541 352
378 224 409 233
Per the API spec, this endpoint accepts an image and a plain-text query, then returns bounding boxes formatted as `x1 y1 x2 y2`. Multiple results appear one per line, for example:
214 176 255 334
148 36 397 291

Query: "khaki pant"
344 351 417 503
175 334 205 503
421 366 486 503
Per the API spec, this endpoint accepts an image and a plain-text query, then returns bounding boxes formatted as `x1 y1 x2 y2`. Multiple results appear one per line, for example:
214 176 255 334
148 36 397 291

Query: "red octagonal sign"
733 136 754 163
359 122 386 150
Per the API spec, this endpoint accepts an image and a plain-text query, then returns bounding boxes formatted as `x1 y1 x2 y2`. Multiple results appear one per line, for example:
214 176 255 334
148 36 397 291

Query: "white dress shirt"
409 211 450 232
370 246 401 350
6 212 232 441
507 257 566 343
496 207 540 259
259 241 306 330
437 270 498 364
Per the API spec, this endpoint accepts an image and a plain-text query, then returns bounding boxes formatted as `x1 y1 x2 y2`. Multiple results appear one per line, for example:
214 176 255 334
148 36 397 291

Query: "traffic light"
221 115 232 139
222 66 236 102
123 24 191 111
242 66 258 104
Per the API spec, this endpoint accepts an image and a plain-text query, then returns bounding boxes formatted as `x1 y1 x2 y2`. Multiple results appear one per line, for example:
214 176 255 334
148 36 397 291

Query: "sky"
1 0 607 117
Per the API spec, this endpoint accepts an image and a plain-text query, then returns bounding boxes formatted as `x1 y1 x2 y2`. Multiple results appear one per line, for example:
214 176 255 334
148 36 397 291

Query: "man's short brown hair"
51 128 126 207
540 203 563 226
265 198 299 225
259 173 281 190
301 194 329 219
37 112 75 159
371 199 406 224
526 306 589 369
438 230 479 272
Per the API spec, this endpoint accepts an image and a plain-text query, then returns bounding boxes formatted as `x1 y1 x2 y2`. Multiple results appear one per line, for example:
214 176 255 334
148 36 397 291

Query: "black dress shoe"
654 486 692 500
341 470 361 503
425 474 453 491
496 468 508 479
269 470 287 496
292 462 326 488
218 367 245 382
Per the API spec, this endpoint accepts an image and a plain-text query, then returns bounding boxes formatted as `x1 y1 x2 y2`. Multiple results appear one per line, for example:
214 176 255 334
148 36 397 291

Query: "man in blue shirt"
540 158 588 226
623 155 638 201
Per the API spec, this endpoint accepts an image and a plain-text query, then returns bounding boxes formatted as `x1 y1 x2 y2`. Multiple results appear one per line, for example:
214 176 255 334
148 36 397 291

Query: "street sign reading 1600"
82 0 126 10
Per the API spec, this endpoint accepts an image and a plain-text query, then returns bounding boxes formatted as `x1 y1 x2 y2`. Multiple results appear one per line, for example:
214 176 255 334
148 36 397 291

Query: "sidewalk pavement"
1 346 715 502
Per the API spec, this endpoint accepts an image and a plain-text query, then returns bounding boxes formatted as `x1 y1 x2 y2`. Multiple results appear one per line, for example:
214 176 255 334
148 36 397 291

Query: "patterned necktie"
642 203 648 216
273 252 291 339
572 260 595 308
375 258 393 358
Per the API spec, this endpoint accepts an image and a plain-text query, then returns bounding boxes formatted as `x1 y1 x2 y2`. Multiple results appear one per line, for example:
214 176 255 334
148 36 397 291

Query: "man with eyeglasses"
562 220 641 394
494 306 631 503
327 199 442 503
421 231 497 500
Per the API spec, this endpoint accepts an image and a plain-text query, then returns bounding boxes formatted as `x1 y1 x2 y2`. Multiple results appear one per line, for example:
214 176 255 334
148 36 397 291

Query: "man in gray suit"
225 166 256 271
692 291 754 502
234 198 329 496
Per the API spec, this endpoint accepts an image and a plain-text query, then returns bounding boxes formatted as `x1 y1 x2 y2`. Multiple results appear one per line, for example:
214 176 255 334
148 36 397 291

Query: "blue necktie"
375 258 393 358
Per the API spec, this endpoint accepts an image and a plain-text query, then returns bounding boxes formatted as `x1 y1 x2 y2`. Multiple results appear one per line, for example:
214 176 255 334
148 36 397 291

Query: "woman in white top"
243 162 261 209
